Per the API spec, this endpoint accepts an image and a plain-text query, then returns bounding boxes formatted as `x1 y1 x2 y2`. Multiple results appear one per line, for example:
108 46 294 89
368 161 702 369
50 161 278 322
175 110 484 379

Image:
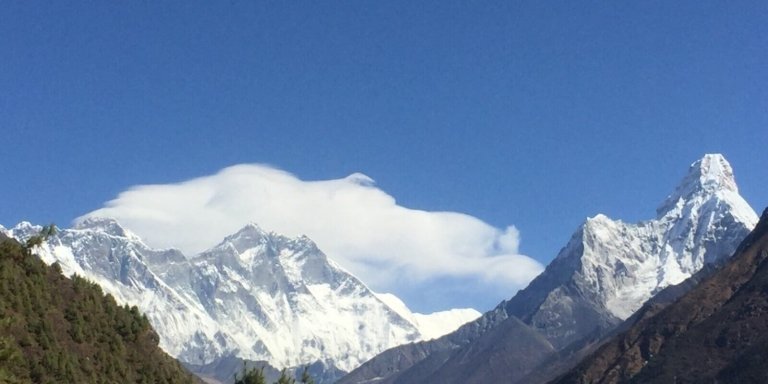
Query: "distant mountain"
375 293 482 341
2 219 479 382
0 234 200 383
519 258 721 384
556 207 768 383
340 154 757 384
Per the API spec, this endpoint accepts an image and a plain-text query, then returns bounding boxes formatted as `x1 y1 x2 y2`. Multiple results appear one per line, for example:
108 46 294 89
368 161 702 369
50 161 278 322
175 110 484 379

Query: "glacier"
2 218 479 375
578 153 757 319
339 153 759 384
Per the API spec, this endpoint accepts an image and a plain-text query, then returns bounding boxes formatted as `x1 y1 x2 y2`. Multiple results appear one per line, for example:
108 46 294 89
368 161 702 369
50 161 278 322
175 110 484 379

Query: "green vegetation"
234 365 315 384
0 232 199 383
234 365 266 384
299 367 314 384
23 224 56 251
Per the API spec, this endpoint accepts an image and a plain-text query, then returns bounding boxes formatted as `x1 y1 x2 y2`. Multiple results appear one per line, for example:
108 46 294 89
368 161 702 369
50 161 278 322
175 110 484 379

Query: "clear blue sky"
1 1 766 311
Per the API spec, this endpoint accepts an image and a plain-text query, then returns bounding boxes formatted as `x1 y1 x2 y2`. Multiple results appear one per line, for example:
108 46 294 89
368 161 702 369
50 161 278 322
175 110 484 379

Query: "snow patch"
8 220 471 374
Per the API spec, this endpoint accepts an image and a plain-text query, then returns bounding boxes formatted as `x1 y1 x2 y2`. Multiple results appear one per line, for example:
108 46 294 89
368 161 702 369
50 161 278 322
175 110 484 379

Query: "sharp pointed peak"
239 222 267 233
222 222 270 242
586 213 612 223
689 154 737 192
656 154 740 217
226 223 317 246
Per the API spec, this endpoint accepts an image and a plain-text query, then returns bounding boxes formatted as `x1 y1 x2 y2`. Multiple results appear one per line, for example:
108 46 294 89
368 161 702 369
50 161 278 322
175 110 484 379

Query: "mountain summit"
557 207 768 383
341 154 757 384
675 153 738 194
2 220 479 382
186 223 423 372
657 153 753 222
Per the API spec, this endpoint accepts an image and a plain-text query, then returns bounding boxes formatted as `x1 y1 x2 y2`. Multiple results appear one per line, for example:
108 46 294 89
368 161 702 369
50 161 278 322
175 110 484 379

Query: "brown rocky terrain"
555 207 768 384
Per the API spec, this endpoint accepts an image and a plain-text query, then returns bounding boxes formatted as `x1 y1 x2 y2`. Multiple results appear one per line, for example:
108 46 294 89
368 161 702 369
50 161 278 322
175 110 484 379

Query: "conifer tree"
276 369 295 384
24 224 56 253
234 363 266 384
0 234 196 383
299 366 314 384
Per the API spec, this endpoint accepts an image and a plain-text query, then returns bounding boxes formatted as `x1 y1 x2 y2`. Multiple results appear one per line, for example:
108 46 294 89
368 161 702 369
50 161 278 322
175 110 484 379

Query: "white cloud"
81 164 543 310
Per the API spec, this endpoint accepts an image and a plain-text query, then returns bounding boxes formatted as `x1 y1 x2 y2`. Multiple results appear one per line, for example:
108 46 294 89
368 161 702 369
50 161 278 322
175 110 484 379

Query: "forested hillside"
0 233 199 384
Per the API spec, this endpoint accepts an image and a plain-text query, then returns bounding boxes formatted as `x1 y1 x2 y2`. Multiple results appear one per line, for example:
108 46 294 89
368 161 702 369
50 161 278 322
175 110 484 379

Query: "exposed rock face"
2 219 477 382
519 262 721 384
556 207 768 384
340 154 757 384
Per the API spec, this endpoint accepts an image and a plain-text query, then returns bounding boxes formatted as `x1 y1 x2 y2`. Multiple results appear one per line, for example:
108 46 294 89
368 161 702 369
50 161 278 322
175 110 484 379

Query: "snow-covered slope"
575 153 757 319
7 218 229 364
506 153 758 348
376 293 481 340
5 218 478 376
184 223 422 372
341 153 758 384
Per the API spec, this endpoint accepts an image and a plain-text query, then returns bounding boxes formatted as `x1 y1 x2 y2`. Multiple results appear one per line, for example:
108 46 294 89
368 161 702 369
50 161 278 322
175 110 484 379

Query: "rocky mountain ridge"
556 206 768 383
340 154 758 384
1 219 479 381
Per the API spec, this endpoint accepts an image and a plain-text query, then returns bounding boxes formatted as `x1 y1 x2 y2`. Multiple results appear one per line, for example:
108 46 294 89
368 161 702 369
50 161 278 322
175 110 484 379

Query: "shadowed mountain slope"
340 154 757 384
556 207 768 384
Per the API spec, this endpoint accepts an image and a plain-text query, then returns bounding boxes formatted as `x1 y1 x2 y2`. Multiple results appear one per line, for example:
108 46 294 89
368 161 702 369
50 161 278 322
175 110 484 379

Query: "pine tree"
23 224 56 254
0 318 22 384
276 369 295 384
299 366 314 384
0 235 197 383
233 363 266 384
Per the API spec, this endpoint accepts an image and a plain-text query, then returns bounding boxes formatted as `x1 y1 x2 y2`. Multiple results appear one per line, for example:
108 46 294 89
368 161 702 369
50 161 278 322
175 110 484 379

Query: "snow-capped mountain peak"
503 154 757 347
215 222 273 255
73 216 144 242
5 217 479 379
8 221 42 238
656 153 744 218
337 154 759 384
214 223 322 258
686 153 737 192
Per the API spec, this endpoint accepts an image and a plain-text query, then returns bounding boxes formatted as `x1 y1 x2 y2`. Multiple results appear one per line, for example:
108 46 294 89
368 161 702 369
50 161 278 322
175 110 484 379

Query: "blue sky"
1 1 766 312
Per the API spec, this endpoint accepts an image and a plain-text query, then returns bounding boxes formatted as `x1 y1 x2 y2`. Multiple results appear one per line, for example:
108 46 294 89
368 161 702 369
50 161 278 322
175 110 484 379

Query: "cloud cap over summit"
81 164 544 312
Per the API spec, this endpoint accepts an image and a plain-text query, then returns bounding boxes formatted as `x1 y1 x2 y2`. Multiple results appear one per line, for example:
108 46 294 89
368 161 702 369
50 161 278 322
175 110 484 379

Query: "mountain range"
340 153 758 383
1 220 479 383
1 153 761 383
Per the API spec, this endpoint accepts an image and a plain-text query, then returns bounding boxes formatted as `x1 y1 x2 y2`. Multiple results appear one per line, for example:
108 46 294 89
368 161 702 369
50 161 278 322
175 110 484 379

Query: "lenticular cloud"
80 164 543 294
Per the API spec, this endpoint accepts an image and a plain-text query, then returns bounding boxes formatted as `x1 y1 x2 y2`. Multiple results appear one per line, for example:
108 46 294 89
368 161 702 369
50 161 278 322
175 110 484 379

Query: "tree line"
234 365 315 384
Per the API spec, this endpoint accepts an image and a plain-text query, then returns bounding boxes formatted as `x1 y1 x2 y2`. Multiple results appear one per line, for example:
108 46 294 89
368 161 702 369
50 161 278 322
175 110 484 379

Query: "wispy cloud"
81 164 543 310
